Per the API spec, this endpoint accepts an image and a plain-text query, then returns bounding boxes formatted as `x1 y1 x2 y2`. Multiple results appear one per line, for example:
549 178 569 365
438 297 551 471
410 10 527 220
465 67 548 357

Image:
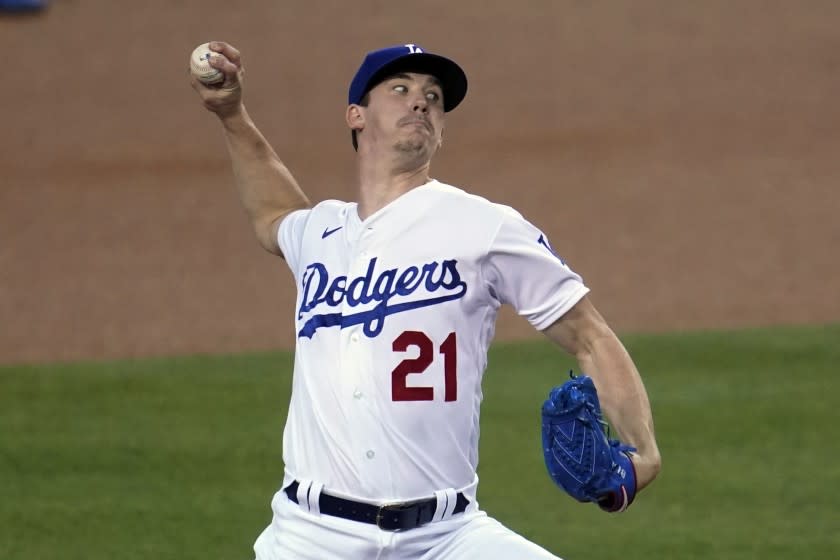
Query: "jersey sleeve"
277 208 311 275
482 208 590 330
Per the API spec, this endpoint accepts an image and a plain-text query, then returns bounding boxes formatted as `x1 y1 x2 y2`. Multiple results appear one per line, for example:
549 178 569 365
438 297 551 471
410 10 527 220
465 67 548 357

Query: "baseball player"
191 41 661 560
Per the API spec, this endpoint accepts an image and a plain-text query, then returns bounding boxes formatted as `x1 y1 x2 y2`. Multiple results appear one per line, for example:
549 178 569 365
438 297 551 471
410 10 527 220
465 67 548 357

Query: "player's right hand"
190 41 244 120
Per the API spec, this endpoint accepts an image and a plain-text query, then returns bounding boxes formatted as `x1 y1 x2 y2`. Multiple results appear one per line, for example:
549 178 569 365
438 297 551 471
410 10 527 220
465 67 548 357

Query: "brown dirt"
2 1 838 364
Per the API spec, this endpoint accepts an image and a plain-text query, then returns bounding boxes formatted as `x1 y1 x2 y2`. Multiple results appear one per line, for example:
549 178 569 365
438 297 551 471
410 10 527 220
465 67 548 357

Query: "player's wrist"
218 103 249 129
597 448 636 513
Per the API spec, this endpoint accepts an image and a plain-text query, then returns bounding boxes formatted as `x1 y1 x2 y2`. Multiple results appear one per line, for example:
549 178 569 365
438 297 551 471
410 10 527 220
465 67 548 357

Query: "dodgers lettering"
298 257 467 338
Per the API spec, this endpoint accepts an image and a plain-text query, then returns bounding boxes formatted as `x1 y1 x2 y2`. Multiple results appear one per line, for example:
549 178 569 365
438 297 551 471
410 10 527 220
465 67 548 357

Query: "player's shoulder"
280 198 351 237
427 180 526 221
430 181 525 229
287 198 351 223
309 198 351 215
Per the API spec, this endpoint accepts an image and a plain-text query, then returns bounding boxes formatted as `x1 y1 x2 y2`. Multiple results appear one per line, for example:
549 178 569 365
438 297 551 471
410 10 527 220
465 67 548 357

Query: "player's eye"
426 91 441 103
393 84 408 93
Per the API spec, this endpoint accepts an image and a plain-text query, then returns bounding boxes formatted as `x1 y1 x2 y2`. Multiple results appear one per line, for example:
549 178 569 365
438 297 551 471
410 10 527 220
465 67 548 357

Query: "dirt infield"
1 1 838 364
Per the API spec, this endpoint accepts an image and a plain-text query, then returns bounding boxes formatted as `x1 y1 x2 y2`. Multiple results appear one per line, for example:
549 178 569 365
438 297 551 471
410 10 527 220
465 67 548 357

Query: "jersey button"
350 333 360 343
353 390 363 400
366 450 375 459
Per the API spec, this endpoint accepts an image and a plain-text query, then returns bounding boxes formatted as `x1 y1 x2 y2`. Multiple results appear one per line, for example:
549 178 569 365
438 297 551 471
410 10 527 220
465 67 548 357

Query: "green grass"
2 324 838 559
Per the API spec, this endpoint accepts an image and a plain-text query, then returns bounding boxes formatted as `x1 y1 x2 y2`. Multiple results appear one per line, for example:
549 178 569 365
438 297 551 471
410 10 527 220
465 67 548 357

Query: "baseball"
190 42 224 85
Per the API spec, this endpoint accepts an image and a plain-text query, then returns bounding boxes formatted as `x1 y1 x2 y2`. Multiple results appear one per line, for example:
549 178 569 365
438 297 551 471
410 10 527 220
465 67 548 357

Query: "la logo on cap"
405 44 423 54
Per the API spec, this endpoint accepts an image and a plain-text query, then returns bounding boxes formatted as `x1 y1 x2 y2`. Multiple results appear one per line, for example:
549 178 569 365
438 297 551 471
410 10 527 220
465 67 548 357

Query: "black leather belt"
284 480 470 531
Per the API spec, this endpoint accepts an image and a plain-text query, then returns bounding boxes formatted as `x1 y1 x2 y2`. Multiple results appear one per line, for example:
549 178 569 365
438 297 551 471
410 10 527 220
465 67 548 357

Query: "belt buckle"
375 501 415 531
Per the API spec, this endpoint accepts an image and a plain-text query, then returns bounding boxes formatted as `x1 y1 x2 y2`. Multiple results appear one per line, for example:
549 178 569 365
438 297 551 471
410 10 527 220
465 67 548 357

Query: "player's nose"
411 95 429 113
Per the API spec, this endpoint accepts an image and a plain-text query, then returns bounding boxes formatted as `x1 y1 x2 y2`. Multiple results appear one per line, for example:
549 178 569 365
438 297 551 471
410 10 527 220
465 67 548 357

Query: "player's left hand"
540 373 637 512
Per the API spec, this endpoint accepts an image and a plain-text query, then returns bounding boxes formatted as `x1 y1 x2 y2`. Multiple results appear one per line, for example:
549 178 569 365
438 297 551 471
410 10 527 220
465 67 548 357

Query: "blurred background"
1 0 838 364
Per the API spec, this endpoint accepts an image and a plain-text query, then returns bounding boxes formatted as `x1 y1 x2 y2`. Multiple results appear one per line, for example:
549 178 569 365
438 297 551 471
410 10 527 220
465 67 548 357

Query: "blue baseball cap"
348 44 468 112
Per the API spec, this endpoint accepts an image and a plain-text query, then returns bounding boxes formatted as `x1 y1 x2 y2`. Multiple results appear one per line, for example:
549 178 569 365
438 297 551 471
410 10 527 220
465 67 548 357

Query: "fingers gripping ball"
541 373 637 512
190 43 224 85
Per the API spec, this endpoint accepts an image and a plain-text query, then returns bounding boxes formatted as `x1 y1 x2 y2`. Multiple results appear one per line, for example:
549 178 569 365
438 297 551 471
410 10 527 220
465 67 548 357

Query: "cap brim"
362 53 468 112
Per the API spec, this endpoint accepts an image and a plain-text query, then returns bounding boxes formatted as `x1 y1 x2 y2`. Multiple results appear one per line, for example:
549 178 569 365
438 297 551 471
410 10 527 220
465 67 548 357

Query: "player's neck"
355 155 432 220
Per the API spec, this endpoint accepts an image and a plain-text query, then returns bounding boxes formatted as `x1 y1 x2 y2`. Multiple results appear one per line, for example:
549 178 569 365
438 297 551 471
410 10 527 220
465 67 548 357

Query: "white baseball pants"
253 488 562 560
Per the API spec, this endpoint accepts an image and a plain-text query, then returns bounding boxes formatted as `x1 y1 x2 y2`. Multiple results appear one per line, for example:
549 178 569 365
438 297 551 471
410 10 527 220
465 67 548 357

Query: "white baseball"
190 43 224 85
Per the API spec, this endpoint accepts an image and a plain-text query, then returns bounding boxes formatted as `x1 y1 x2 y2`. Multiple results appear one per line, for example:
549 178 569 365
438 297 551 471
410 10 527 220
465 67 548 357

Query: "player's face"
361 72 445 157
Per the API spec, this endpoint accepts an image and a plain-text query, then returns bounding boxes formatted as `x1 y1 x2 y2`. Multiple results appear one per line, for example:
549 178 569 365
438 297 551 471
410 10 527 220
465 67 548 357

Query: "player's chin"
394 137 435 156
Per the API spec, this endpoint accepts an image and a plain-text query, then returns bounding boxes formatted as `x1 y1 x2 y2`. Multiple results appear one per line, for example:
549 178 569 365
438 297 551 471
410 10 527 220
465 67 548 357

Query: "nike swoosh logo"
321 226 342 239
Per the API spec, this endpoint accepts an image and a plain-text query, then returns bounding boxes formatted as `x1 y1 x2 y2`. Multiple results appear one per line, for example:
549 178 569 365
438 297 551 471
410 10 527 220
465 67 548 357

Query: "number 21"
391 331 457 402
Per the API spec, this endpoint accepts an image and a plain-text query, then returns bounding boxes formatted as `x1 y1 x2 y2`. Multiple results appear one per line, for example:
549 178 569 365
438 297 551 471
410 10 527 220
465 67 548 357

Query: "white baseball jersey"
276 179 589 505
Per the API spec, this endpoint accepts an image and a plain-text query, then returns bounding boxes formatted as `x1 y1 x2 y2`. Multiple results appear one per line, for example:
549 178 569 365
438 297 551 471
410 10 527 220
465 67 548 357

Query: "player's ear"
346 105 365 131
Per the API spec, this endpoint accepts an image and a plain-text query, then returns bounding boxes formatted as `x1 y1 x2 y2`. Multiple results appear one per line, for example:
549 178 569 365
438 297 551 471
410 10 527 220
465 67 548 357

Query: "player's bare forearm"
219 107 311 255
189 41 311 256
543 297 662 490
574 328 661 490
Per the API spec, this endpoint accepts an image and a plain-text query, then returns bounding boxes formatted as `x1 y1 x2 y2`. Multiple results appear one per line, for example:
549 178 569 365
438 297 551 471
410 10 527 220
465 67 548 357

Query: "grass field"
2 324 838 559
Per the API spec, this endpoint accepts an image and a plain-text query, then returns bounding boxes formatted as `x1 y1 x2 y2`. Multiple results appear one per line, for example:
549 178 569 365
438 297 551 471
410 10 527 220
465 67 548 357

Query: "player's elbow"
649 449 662 479
647 451 663 488
635 447 662 491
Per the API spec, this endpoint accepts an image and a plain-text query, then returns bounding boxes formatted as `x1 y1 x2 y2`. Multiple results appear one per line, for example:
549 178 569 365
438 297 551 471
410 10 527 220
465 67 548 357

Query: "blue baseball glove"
541 373 637 512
